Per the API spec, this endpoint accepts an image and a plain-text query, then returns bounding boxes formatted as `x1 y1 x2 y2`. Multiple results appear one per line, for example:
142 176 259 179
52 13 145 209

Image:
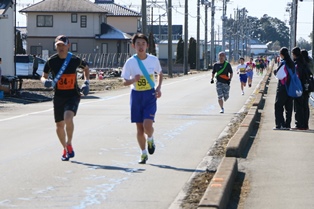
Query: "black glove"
210 79 214 84
44 79 53 88
81 80 90 96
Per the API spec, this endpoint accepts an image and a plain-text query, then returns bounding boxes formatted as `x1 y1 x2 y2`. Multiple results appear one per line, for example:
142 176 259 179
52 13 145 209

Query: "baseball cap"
55 35 69 46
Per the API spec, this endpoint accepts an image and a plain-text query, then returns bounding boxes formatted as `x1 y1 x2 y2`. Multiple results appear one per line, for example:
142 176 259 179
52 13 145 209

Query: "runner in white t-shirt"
121 33 163 164
236 57 247 95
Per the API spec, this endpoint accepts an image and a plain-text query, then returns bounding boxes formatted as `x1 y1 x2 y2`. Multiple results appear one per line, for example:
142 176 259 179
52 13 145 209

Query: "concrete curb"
197 157 238 209
197 64 274 209
225 106 258 157
226 68 272 158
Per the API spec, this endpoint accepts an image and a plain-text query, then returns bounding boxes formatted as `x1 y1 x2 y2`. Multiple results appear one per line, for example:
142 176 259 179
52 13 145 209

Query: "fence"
76 53 131 69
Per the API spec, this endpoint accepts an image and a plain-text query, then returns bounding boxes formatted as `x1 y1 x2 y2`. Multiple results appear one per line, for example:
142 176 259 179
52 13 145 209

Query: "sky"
16 0 313 42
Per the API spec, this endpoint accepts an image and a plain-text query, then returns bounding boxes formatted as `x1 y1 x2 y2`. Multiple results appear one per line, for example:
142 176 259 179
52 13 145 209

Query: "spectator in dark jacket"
301 49 314 75
273 47 294 130
292 47 310 130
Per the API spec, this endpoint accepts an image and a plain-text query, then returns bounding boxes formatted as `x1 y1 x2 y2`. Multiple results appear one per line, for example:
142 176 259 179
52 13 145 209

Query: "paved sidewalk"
241 74 314 209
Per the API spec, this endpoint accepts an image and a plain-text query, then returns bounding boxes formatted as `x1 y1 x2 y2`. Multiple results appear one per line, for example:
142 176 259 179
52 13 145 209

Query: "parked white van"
16 55 46 77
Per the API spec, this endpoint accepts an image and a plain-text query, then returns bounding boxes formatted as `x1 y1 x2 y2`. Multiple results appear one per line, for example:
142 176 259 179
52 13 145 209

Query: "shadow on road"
71 160 146 173
149 163 204 173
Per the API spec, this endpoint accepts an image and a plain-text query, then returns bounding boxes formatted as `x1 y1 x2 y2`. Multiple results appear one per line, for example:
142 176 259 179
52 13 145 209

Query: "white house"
0 0 15 76
249 44 268 55
19 0 141 56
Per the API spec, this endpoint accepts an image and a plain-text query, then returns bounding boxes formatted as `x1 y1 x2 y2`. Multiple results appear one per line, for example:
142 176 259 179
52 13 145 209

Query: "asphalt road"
0 70 264 209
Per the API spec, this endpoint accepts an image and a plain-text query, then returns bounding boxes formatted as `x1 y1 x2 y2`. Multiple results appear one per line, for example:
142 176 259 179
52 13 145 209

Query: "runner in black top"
41 35 90 161
211 51 233 113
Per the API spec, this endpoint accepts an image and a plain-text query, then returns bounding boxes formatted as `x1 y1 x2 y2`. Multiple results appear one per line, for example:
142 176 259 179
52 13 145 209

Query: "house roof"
0 0 13 15
97 3 141 17
250 44 267 49
19 0 107 13
96 23 132 40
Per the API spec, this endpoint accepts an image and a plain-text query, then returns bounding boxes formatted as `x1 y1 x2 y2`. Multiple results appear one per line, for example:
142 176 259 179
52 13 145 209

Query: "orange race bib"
57 74 76 90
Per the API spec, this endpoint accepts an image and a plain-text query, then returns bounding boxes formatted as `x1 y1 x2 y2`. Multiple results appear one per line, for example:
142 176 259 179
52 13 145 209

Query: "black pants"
32 68 40 77
274 83 293 128
294 92 310 129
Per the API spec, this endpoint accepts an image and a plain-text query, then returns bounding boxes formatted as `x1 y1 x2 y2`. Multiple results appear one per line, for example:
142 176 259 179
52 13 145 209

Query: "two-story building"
19 0 141 58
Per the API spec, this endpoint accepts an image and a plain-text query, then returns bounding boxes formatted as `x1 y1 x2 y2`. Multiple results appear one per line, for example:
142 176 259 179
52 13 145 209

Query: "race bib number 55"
135 75 154 91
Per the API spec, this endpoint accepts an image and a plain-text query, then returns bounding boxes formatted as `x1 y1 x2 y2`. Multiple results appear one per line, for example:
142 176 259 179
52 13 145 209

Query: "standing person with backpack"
210 51 233 113
273 47 294 130
292 47 310 130
41 35 90 161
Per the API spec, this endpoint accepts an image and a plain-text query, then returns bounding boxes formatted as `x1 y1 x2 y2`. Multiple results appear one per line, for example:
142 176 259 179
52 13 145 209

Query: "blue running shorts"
239 74 248 83
130 88 157 123
246 70 253 79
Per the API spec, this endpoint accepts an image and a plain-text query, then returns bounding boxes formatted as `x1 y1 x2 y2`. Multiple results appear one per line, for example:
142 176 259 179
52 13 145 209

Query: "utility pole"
196 0 200 70
287 2 293 51
210 0 215 68
184 0 188 74
151 7 153 33
312 0 314 58
204 2 208 70
292 0 298 48
167 0 173 77
222 0 227 51
141 0 147 35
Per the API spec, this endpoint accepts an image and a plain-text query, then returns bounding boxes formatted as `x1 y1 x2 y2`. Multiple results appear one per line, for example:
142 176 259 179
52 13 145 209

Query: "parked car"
16 54 46 77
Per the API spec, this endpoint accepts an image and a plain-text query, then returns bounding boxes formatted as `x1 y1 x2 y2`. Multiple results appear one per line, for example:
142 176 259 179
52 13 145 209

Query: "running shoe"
147 139 155 155
67 144 75 158
138 154 148 164
220 108 224 113
61 149 69 161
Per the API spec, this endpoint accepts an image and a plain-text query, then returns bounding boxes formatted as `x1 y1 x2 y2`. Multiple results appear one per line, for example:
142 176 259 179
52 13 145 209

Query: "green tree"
188 37 196 69
175 37 184 64
297 37 311 51
270 40 281 51
247 15 289 46
148 32 156 56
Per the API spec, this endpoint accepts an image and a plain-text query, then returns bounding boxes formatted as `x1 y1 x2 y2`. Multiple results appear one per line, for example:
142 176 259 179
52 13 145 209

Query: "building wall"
26 13 101 37
25 12 103 55
0 6 15 76
107 16 138 34
24 13 133 56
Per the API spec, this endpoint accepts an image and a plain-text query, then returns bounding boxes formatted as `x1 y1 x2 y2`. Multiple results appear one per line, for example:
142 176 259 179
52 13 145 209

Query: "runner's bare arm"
41 72 49 81
123 74 140 86
83 65 89 81
155 72 163 98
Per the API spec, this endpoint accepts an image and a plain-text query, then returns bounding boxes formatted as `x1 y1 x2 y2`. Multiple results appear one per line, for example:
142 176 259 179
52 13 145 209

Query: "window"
71 43 78 52
30 46 42 55
80 15 87 28
71 13 77 23
102 43 108 54
37 15 53 27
